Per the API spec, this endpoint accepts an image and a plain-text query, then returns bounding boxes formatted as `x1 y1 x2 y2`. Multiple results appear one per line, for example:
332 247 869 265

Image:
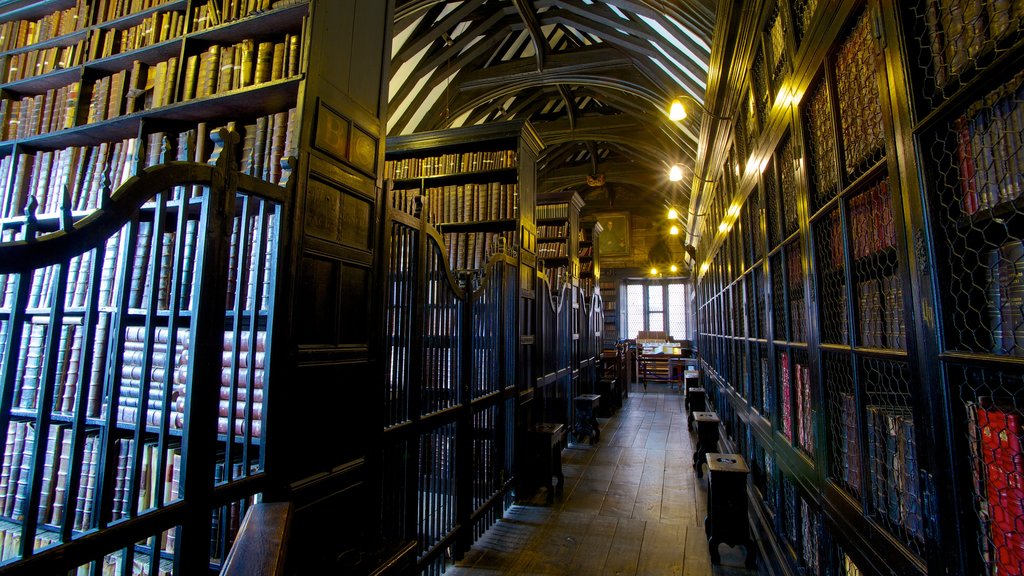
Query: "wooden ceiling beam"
512 0 546 70
391 0 491 76
456 46 629 91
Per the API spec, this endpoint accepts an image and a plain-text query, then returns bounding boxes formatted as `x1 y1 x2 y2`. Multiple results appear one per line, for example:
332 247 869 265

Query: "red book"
977 402 1024 576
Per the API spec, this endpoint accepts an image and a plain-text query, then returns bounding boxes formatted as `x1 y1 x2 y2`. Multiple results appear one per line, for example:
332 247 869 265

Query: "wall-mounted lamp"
669 164 683 181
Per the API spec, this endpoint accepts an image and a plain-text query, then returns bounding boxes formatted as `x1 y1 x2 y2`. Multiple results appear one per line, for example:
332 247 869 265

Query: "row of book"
2 37 88 84
967 399 1024 576
191 0 277 33
834 10 886 177
0 136 136 219
0 1 88 53
865 404 923 541
579 245 593 258
86 56 178 122
924 0 1023 89
536 202 570 222
1 80 78 139
786 243 806 342
418 182 519 226
804 79 840 205
536 241 567 260
983 239 1024 356
385 150 519 180
850 179 897 260
443 231 515 273
856 275 905 349
1 204 275 314
537 223 568 239
954 70 1024 216
87 9 185 63
94 0 177 26
182 34 301 101
838 392 863 496
779 354 813 455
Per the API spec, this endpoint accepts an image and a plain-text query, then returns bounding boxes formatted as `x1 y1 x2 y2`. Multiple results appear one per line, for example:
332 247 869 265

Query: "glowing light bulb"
670 264 678 273
669 164 683 182
669 225 679 235
650 267 658 275
667 208 678 220
669 99 686 121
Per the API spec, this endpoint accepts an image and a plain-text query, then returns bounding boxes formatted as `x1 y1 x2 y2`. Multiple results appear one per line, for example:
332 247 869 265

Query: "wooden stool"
692 411 720 478
685 386 706 428
573 394 601 444
704 453 757 568
524 423 565 503
596 378 618 416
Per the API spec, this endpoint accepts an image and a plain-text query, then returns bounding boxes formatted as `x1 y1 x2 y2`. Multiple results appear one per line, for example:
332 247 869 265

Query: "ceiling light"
668 164 683 181
670 264 678 273
669 98 686 121
667 208 678 220
669 225 679 235
649 266 658 275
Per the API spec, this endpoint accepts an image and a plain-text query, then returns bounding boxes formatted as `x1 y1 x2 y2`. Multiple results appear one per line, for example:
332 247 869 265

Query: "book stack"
834 10 885 177
87 56 179 121
536 241 566 259
865 405 923 542
93 0 176 24
781 352 792 441
1 80 79 138
787 242 805 341
971 400 1024 576
953 71 1024 216
237 108 297 185
537 223 568 238
840 392 863 496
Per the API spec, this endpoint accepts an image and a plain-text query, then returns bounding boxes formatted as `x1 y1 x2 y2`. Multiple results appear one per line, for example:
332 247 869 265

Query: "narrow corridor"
447 383 760 575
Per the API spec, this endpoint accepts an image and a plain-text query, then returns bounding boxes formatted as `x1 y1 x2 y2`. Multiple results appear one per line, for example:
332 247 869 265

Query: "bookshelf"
688 0 974 569
600 277 619 350
382 119 545 572
535 190 583 291
578 218 601 297
0 0 398 574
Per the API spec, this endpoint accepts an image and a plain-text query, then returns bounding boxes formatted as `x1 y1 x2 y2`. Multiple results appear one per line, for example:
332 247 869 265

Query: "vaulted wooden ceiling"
388 0 717 224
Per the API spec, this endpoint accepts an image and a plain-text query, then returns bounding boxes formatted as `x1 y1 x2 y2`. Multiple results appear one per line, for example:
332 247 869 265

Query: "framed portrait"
596 212 630 257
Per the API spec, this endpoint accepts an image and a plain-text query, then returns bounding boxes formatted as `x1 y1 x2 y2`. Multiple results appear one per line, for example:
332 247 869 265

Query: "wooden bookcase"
578 218 601 297
692 1 1024 575
0 1 396 574
535 190 583 290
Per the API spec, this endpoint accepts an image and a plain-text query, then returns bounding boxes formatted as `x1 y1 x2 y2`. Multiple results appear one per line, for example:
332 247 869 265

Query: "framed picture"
596 212 630 257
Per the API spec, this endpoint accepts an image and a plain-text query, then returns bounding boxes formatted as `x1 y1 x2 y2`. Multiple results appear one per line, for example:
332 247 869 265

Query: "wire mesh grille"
779 132 800 238
804 77 840 212
801 497 821 574
786 241 807 343
771 253 787 340
924 71 1024 356
755 265 767 340
953 364 1024 576
904 1 1024 110
861 356 923 555
781 477 799 562
792 348 814 458
778 348 794 441
766 158 782 249
834 8 886 180
848 176 905 350
753 49 769 129
815 209 850 345
823 351 859 498
765 452 778 517
751 342 769 417
791 0 820 46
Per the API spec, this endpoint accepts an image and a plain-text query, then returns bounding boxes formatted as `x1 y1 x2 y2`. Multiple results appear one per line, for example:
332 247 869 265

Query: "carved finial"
100 164 112 209
131 137 143 176
279 156 296 188
24 195 38 241
208 127 240 170
160 134 172 164
413 194 423 219
60 184 73 231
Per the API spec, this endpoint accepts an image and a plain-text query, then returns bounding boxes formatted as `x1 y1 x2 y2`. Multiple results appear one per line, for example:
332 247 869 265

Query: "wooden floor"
446 383 760 576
